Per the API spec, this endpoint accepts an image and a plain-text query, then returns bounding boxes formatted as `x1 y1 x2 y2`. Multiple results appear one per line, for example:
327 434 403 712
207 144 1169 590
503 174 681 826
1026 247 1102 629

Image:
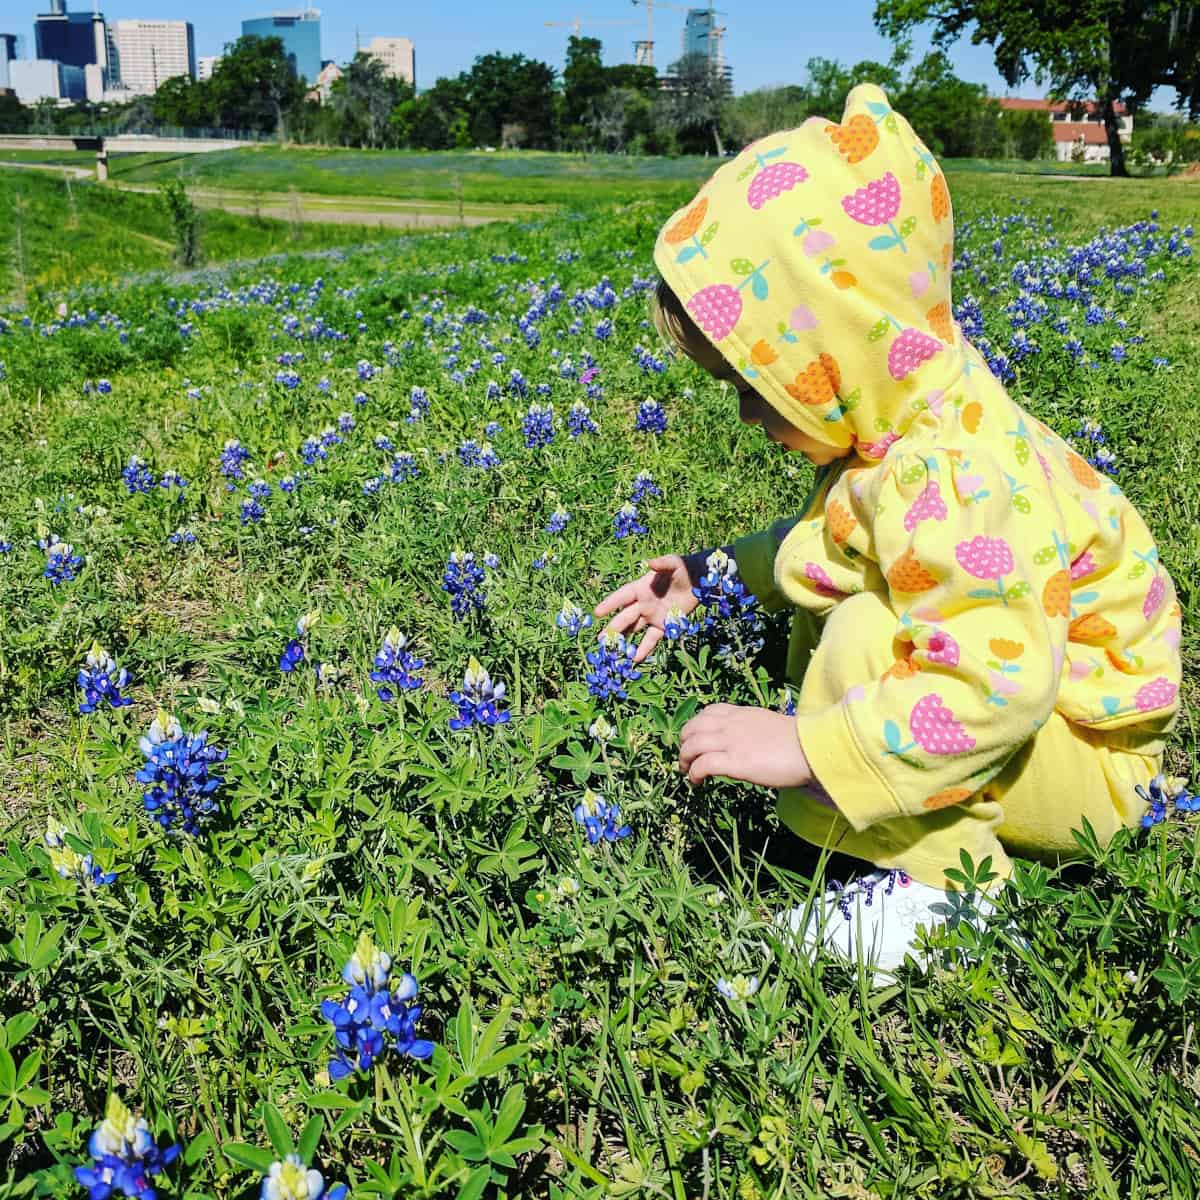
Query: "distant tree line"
1 31 1198 166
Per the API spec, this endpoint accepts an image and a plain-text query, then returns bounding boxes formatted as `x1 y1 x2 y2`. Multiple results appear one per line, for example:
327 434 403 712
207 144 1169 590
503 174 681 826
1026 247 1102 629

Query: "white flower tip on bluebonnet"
262 1156 325 1200
45 820 67 849
85 641 111 670
143 709 182 750
343 932 391 989
705 888 727 908
617 502 637 517
296 609 321 637
315 662 340 687
589 716 615 742
383 626 406 652
556 876 580 899
196 696 221 715
716 974 759 1002
579 788 602 817
92 1094 146 1159
393 971 419 1002
705 548 736 579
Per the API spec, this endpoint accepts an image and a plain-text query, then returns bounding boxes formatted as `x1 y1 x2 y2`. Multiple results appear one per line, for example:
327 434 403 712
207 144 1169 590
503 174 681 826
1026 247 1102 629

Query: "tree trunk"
1101 94 1129 177
711 118 724 157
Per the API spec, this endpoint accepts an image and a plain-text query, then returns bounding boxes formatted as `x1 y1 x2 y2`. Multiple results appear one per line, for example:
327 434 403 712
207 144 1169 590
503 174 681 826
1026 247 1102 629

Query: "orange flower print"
664 198 708 244
988 638 1025 661
750 339 779 367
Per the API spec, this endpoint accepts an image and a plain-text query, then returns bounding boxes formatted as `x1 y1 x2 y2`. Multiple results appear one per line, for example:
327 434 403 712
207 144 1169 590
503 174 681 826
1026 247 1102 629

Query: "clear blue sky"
13 0 1181 109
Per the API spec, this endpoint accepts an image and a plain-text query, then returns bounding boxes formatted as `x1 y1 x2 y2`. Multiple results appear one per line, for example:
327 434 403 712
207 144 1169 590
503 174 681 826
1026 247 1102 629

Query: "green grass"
0 173 1198 1199
0 169 412 300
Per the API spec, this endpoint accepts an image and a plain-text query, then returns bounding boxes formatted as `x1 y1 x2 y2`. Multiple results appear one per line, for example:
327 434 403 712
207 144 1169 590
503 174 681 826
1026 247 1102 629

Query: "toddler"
595 84 1182 980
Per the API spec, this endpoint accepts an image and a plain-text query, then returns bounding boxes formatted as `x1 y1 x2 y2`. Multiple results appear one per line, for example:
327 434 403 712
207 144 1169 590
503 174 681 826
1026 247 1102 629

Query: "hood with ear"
653 82 968 460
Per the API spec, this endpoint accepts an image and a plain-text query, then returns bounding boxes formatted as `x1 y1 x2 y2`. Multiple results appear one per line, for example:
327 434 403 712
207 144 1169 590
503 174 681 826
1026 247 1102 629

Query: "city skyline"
2 0 1183 111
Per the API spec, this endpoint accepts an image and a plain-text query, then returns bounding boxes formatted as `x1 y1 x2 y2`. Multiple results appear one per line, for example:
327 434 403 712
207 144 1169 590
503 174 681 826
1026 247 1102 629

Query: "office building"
109 19 195 94
0 33 18 91
366 36 414 87
681 8 731 87
11 57 86 102
34 0 107 71
241 9 320 83
197 54 221 81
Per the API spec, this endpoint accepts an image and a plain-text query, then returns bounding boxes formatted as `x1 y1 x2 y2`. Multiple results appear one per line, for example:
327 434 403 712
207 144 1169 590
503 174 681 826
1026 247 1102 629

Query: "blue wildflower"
449 658 511 730
457 439 482 467
279 640 305 672
522 402 555 448
635 399 668 435
556 601 592 638
158 470 187 494
136 710 226 836
594 318 613 340
279 475 299 494
1138 774 1198 827
568 400 598 437
96 378 112 395
337 412 355 433
662 606 696 641
585 632 642 701
612 503 646 540
300 437 326 465
45 821 117 887
389 453 419 483
546 506 571 534
692 550 763 658
442 550 487 620
357 359 375 381
78 642 133 714
261 1156 347 1200
407 386 429 421
572 788 631 844
319 427 342 449
168 528 195 546
630 471 662 504
122 456 155 494
374 434 394 452
370 627 424 701
41 534 83 584
74 1094 180 1200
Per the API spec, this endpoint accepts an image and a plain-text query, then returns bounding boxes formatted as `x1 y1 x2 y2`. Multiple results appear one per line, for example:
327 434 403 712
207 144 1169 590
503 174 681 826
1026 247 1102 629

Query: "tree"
462 53 557 149
153 75 215 129
562 36 607 136
874 0 1200 176
208 35 304 137
329 53 413 148
657 52 731 154
894 50 991 156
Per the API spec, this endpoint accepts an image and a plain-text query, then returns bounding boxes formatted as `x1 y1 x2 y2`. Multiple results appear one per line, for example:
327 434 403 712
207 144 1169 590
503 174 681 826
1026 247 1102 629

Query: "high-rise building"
365 36 415 87
682 8 716 59
241 9 321 83
197 54 221 81
0 33 18 91
34 0 107 71
109 20 195 94
11 57 86 102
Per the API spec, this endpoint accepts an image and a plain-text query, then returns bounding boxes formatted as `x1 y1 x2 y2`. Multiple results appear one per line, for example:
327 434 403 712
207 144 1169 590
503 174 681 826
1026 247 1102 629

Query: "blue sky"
15 0 1180 108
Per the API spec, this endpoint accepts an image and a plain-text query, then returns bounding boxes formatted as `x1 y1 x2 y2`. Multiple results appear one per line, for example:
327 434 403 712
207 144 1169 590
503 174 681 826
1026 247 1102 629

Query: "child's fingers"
593 575 647 618
687 751 734 786
646 555 681 572
632 627 662 663
601 605 642 640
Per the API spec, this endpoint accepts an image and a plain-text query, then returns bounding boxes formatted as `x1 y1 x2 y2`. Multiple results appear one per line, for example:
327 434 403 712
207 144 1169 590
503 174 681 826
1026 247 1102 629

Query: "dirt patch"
1174 162 1200 179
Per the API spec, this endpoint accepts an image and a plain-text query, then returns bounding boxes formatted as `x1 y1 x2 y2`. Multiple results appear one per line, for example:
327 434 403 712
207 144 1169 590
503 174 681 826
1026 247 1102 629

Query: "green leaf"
0 1048 15 1095
1013 437 1030 465
262 1102 293 1157
455 1165 491 1200
444 1129 487 1161
304 1091 356 1110
223 1143 276 1173
1011 493 1031 514
700 221 718 245
184 1131 214 1166
296 1113 324 1163
15 1049 40 1089
4 1013 37 1049
867 317 892 343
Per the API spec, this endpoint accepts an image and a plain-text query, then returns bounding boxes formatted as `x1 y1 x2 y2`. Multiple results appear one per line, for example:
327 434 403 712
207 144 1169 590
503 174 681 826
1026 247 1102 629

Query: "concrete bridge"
0 134 250 178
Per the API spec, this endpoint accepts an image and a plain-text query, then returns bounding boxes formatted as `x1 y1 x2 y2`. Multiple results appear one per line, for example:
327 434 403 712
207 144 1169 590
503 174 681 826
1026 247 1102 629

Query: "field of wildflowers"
1 178 1199 1199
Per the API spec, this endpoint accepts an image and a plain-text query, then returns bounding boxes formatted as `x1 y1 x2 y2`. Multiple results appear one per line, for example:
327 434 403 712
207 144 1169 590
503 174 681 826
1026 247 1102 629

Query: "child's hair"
650 276 729 377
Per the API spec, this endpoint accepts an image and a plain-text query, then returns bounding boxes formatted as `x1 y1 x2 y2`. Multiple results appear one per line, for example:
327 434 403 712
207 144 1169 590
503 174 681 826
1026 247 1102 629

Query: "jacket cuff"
732 529 784 611
794 702 903 832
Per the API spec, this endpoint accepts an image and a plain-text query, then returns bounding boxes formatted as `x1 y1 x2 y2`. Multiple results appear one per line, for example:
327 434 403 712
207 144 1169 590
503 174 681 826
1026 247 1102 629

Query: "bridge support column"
96 147 108 181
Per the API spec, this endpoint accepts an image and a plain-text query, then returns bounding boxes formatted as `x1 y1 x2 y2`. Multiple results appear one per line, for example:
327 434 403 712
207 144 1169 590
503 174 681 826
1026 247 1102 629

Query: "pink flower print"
802 230 835 257
904 481 948 531
954 472 986 502
1082 499 1100 523
909 269 931 297
841 171 901 226
957 536 1019 605
805 562 845 598
956 536 1015 580
687 283 742 341
1037 452 1053 482
988 670 1021 697
925 629 960 667
1143 574 1166 620
909 693 976 755
1069 550 1097 581
789 303 819 331
1134 677 1178 712
924 388 945 416
1069 657 1097 682
845 684 867 704
1164 625 1182 651
860 430 900 459
747 161 809 210
887 328 942 380
911 605 945 622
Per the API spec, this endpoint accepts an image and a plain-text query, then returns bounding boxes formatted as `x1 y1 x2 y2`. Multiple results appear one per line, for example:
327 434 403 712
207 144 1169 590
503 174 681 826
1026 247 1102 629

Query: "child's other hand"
678 704 815 790
594 554 703 664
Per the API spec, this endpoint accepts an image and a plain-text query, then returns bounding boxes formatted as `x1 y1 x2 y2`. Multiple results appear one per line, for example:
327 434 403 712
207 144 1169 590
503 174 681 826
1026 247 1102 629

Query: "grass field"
1 161 1199 1199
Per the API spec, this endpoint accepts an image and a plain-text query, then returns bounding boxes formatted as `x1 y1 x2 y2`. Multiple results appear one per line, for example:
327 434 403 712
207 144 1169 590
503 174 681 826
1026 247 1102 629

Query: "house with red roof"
997 97 1133 163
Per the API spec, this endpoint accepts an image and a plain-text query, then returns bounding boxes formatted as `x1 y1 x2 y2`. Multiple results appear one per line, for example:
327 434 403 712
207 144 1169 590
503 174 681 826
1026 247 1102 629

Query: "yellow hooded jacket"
652 84 1182 832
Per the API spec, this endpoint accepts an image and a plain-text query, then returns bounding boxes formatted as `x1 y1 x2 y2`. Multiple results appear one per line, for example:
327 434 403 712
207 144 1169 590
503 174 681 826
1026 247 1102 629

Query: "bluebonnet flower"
279 475 299 494
545 506 571 534
261 1156 347 1200
663 606 696 641
457 439 483 467
532 552 553 571
168 528 195 546
374 434 394 452
556 600 593 638
300 437 327 465
568 400 598 437
354 391 369 406
692 550 763 658
357 359 375 381
635 399 668 435
279 640 305 672
122 456 155 495
319 427 342 449
716 975 760 1002
484 420 502 438
40 534 83 584
96 378 112 395
407 386 429 422
0 539 11 554
594 318 613 340
1138 774 1197 827
220 439 250 482
248 479 272 502
585 633 642 701
442 550 487 620
612 503 646 540
572 789 631 844
362 476 383 496
317 377 332 394
136 710 226 836
1110 343 1127 363
780 687 797 717
629 471 661 504
485 380 501 402
74 1094 180 1200
78 642 133 714
337 412 355 434
449 658 511 729
1091 446 1117 475
319 934 434 1081
1152 356 1170 368
388 452 419 483
45 821 117 887
275 370 301 389
482 550 500 569
632 344 666 374
370 627 424 700
158 470 187 495
522 402 555 449
589 715 615 742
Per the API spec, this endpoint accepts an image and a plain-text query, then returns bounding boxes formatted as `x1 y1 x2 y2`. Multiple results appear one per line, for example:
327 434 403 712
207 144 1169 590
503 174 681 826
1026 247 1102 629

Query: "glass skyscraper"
34 0 107 70
241 10 321 83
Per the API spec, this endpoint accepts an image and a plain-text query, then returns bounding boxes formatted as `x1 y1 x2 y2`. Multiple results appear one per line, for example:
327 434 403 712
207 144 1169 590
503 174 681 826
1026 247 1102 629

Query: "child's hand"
594 554 704 664
678 704 817 790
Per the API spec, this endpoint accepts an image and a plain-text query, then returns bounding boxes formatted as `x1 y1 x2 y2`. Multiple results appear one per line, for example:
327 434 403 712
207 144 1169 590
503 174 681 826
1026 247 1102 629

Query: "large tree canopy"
875 0 1200 174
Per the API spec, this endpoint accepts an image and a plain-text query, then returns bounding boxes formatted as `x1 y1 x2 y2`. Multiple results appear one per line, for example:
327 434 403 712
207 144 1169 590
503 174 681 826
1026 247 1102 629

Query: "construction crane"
545 16 640 37
630 0 726 69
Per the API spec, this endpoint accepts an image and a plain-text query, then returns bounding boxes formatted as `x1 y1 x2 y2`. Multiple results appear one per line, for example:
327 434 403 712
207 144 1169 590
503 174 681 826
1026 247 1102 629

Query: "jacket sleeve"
731 517 804 612
783 447 1066 831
